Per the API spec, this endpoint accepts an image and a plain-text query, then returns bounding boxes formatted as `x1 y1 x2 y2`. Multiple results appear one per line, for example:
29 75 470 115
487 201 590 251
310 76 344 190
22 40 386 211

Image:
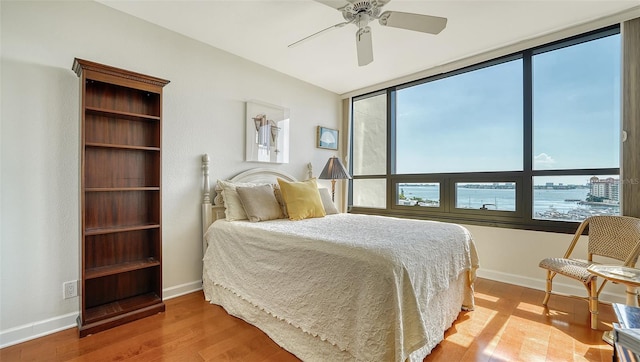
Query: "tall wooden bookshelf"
73 58 169 337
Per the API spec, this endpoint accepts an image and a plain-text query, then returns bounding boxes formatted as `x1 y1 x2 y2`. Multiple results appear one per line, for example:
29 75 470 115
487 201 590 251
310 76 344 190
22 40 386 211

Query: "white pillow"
217 180 260 221
318 188 339 215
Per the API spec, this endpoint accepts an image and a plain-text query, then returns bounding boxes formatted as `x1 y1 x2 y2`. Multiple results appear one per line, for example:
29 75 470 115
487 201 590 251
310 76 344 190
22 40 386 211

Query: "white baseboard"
163 280 203 300
476 268 627 304
0 312 78 349
0 280 203 349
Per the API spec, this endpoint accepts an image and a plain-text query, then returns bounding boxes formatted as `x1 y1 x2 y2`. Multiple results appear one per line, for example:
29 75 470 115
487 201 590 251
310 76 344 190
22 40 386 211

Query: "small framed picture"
317 126 338 150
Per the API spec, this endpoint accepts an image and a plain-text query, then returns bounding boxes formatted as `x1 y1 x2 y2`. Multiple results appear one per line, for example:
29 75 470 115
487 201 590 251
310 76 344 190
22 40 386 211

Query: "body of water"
398 185 619 221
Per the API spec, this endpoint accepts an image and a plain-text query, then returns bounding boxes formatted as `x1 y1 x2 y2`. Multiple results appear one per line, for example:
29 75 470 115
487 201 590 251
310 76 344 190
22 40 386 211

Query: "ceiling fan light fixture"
355 13 370 29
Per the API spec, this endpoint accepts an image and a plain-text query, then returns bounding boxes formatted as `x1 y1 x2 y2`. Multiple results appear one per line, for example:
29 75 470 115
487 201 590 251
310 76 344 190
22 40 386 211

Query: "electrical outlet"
63 280 77 299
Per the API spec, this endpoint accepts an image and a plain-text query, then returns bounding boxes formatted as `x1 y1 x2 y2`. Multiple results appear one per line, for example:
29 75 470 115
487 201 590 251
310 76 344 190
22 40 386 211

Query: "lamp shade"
319 156 351 180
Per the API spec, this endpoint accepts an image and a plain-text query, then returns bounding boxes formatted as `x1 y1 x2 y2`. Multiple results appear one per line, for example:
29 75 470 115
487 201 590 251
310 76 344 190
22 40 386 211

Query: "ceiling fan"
288 0 447 66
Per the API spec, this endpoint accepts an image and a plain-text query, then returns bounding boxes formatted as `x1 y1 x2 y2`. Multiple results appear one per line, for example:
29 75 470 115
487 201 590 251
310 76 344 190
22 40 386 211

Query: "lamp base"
330 179 336 202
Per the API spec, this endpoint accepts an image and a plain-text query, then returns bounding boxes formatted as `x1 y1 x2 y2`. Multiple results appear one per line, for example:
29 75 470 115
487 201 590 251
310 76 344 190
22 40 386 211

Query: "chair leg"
589 279 598 329
542 270 553 306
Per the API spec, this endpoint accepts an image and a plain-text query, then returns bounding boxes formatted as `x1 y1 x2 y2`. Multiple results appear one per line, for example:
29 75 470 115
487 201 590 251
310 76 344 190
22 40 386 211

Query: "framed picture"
317 126 338 150
245 100 290 164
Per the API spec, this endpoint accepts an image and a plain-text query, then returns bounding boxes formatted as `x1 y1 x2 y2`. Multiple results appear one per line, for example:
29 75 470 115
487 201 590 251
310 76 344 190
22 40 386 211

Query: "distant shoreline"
398 183 590 190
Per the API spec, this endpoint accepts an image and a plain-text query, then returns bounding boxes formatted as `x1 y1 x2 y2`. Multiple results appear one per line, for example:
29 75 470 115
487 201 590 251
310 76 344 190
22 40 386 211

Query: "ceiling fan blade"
288 22 350 48
378 11 447 34
356 26 373 66
313 0 349 10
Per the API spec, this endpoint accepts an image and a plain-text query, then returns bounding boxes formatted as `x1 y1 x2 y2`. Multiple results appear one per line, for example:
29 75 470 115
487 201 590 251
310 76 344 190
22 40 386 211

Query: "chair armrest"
563 219 591 259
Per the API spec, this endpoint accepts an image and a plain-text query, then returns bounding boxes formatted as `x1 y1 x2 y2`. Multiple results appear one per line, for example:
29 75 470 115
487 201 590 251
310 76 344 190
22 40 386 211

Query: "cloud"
534 153 556 167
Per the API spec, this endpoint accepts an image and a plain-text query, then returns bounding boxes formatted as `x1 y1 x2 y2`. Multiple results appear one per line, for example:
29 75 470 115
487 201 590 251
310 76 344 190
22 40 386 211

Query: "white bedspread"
203 213 478 361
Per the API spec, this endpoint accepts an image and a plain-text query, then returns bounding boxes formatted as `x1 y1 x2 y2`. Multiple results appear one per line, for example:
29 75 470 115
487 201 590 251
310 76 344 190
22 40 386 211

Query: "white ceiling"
97 0 640 95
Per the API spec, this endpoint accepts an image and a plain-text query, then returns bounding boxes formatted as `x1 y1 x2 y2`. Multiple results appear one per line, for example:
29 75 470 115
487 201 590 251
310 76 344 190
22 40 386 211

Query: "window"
455 182 516 212
397 183 440 207
532 35 620 171
350 26 621 232
533 175 620 222
396 59 523 174
352 92 387 209
531 32 621 222
353 92 387 176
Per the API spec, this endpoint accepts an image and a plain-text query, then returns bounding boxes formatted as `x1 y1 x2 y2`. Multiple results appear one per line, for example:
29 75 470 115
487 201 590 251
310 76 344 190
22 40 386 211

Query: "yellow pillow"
277 178 326 221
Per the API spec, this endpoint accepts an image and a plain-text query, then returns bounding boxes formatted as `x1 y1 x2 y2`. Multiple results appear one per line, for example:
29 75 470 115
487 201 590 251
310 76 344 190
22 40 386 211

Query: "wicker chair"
539 215 640 329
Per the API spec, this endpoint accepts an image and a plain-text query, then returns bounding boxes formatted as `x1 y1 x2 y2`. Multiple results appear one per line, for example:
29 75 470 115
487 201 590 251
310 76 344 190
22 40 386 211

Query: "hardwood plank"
1 279 616 361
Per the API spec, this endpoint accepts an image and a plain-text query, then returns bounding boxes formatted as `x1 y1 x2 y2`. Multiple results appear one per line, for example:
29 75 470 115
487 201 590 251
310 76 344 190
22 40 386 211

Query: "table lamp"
319 156 351 202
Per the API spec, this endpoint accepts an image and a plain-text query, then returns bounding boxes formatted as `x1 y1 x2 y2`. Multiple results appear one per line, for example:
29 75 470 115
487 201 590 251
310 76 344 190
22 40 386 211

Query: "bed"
200 154 479 361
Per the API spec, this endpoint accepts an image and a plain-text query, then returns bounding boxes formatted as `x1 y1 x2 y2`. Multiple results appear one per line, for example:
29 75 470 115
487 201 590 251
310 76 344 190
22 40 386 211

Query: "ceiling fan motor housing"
341 0 382 25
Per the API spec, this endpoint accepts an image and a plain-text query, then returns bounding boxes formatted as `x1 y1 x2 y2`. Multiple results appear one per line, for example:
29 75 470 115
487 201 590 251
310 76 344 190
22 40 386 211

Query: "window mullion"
387 89 396 209
523 49 533 221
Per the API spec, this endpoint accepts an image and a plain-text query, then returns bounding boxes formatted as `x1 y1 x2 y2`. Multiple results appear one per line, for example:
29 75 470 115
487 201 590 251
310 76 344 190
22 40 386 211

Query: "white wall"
0 0 628 349
0 0 342 347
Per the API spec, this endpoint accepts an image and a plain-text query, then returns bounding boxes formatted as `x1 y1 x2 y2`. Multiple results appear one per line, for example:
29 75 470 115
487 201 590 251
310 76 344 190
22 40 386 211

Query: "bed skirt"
203 270 469 362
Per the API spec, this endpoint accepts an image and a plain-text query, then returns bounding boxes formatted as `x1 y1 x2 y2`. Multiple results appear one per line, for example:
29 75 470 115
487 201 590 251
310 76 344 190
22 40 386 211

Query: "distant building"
589 176 619 202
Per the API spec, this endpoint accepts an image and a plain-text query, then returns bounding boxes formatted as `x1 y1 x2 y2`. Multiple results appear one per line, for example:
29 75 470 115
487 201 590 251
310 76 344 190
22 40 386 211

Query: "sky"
394 32 621 185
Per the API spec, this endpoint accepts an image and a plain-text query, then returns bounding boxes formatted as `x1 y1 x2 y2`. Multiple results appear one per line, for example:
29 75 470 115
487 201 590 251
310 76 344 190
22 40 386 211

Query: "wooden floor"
1 278 617 361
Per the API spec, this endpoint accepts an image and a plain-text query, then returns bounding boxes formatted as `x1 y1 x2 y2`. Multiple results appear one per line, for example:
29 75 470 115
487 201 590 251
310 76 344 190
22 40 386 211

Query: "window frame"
348 25 621 234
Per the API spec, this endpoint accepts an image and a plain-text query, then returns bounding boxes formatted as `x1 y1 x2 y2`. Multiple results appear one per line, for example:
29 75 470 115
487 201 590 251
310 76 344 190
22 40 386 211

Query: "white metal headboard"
201 154 312 253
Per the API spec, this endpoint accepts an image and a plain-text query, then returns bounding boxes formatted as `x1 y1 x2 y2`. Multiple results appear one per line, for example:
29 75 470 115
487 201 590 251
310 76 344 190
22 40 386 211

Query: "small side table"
587 265 640 346
587 265 640 306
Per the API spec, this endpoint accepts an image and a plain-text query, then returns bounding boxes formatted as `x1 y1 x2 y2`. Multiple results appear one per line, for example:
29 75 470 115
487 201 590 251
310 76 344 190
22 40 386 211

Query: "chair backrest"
588 215 640 265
